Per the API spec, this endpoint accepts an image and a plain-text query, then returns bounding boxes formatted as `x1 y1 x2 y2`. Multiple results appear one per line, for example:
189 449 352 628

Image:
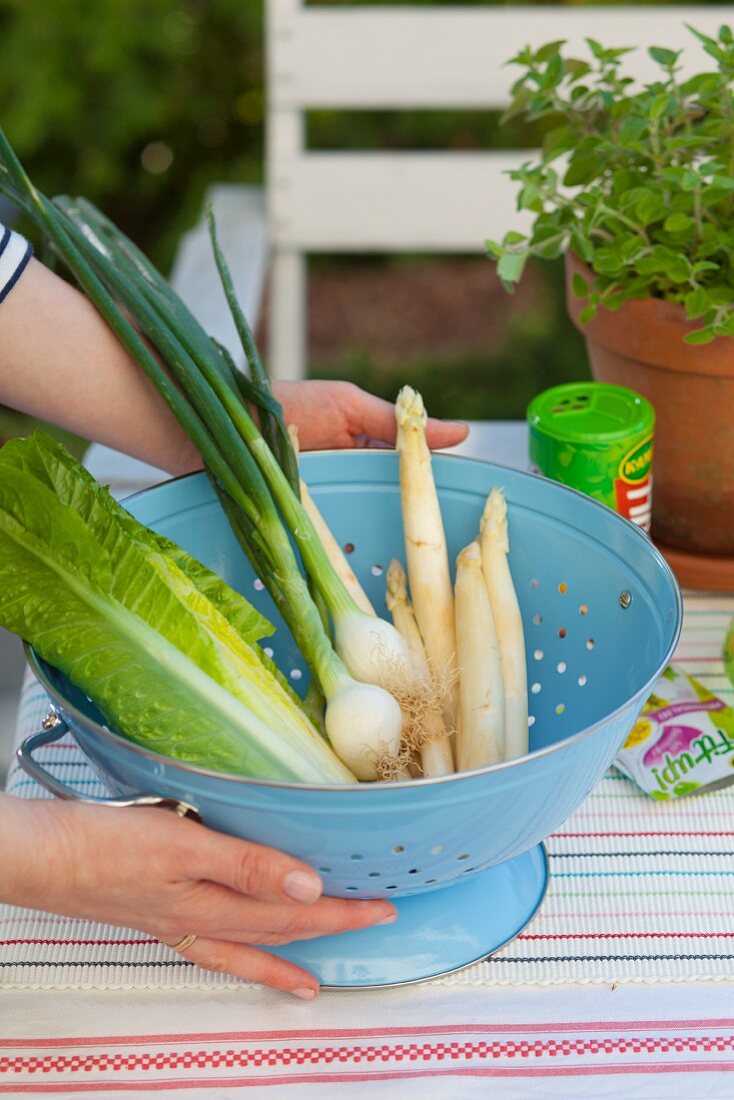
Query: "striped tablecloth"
2 590 734 1096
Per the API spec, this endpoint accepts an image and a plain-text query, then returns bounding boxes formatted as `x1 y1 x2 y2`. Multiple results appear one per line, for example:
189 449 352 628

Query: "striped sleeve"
0 223 33 305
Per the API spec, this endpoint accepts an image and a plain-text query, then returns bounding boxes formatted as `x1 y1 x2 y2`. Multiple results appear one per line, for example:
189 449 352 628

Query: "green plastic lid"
527 382 654 444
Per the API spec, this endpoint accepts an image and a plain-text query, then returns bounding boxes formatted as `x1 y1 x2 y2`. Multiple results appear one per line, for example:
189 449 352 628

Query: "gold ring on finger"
165 933 197 952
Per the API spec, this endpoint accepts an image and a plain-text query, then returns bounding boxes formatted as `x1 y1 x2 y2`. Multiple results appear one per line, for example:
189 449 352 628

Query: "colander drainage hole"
579 604 588 616
408 868 421 875
533 613 543 625
424 878 437 885
530 578 540 589
587 638 595 650
289 669 303 681
556 703 566 715
263 647 274 658
558 582 568 594
345 886 359 892
253 578 265 591
457 853 470 861
534 649 544 661
557 662 566 674
371 564 383 576
386 885 398 890
368 871 381 877
531 682 542 695
578 675 588 687
350 853 364 860
528 715 536 727
430 844 443 855
319 867 332 874
344 542 355 554
393 845 405 854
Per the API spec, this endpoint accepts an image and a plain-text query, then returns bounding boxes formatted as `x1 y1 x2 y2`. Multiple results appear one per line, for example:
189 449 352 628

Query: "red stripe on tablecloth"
2 1062 734 1091
3 1034 731 1067
7 933 729 950
2 1020 734 1048
11 743 79 751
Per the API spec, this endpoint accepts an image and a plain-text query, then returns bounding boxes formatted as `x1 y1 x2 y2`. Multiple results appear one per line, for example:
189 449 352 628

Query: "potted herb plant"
486 24 734 589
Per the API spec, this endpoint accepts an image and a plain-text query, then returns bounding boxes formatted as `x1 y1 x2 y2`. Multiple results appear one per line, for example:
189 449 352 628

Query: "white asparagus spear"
480 488 529 761
288 426 376 616
395 387 457 724
385 560 455 776
454 540 505 770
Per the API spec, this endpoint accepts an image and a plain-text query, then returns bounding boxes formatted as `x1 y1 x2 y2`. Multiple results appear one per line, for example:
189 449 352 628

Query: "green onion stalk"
0 128 407 779
57 195 417 696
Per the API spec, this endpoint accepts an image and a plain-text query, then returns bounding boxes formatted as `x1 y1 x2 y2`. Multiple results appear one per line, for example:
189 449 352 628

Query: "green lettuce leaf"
0 430 272 644
0 458 353 783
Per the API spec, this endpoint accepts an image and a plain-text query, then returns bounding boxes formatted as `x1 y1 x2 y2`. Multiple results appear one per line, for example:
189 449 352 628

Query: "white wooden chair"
86 1 722 487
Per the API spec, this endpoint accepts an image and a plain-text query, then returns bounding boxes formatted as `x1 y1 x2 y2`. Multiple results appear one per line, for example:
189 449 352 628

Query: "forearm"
0 793 71 911
0 250 468 469
0 257 203 475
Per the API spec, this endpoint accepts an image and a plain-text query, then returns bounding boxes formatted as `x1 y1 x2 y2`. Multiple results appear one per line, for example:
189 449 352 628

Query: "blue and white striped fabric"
0 222 32 305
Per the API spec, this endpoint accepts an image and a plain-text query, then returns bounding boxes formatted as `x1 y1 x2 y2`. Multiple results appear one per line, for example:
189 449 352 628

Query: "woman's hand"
275 380 469 451
0 793 396 999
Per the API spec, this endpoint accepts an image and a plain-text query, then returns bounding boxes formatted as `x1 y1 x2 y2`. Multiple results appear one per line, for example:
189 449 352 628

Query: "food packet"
615 664 734 800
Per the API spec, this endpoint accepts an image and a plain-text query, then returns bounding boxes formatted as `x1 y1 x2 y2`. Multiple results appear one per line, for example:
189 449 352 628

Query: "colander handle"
16 709 201 820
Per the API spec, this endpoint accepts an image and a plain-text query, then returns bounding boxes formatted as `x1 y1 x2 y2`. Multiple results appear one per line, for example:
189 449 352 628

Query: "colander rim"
24 450 683 793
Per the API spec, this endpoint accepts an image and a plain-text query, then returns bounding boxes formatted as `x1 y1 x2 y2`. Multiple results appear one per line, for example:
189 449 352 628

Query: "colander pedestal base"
269 843 548 989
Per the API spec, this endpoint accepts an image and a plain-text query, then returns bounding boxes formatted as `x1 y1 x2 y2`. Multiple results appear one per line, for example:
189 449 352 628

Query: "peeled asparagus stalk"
454 540 505 770
395 387 457 724
480 488 529 761
385 559 454 776
288 426 376 616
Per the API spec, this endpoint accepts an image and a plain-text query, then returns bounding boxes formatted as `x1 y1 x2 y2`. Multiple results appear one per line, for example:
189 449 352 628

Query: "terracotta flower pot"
565 253 734 589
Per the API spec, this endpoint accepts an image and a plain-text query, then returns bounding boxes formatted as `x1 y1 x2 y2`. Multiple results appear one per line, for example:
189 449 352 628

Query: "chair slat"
270 150 531 251
270 4 725 110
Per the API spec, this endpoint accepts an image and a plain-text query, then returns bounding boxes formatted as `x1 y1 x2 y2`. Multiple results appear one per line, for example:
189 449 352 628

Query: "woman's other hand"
0 793 396 999
275 380 469 451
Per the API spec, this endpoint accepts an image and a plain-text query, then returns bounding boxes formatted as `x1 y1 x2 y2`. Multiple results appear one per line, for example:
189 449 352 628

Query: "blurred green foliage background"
1 0 727 430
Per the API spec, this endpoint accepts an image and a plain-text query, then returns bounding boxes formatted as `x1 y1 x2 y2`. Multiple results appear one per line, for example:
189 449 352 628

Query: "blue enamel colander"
20 450 681 987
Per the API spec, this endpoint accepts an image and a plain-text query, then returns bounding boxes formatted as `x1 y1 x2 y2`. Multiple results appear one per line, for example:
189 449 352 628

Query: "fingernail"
377 911 398 925
292 987 318 1000
284 870 322 904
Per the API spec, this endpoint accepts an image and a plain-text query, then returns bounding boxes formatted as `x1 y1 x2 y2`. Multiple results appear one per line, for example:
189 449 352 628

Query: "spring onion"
289 426 376 617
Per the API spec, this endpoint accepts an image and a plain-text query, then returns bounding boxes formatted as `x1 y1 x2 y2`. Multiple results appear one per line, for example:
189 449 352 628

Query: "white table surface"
4 422 734 1099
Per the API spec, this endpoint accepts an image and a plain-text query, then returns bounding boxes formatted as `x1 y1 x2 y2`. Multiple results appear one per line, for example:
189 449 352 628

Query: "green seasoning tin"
527 382 655 531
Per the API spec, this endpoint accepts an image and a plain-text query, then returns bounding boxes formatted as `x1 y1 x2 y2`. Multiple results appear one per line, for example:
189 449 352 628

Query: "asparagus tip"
395 385 426 432
456 539 482 569
385 559 408 609
480 487 509 549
